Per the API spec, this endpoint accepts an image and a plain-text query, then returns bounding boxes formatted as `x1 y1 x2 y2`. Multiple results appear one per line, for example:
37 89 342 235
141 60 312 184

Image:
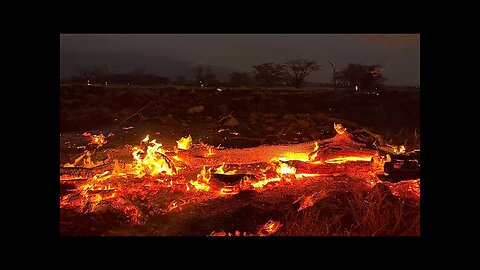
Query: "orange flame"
89 134 107 147
276 162 296 175
189 165 211 191
63 150 103 168
394 145 406 154
219 186 239 196
309 142 319 161
127 138 177 176
176 135 192 150
250 175 281 189
334 123 346 134
214 162 237 175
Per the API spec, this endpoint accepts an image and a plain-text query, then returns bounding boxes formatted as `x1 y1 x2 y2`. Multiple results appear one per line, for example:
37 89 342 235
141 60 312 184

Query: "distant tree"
175 75 187 85
74 66 92 82
229 72 253 86
253 63 287 86
194 65 205 86
336 63 386 91
194 65 218 86
327 60 340 91
284 59 321 88
205 66 219 86
74 65 110 84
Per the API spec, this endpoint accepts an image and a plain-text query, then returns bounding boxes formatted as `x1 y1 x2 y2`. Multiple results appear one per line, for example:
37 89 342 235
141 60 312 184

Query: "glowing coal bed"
60 124 419 236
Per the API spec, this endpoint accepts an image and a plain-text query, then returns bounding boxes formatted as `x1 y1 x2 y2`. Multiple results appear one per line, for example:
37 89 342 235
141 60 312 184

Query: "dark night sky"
60 34 420 86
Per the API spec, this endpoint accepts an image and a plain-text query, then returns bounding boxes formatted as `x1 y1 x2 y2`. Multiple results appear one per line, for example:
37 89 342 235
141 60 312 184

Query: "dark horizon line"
59 78 420 88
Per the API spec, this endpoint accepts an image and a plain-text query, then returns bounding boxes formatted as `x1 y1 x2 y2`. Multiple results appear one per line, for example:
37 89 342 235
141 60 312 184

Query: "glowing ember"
296 190 327 211
176 135 192 150
206 146 214 157
89 133 107 147
63 150 104 168
299 196 314 211
384 179 420 199
372 152 390 175
258 220 282 236
215 162 226 174
324 155 373 164
188 180 210 191
294 173 321 178
209 220 282 237
334 123 346 134
219 186 239 196
198 165 211 183
95 160 127 181
61 124 416 234
276 162 296 175
189 165 212 191
167 200 187 212
279 152 310 162
215 162 237 175
210 231 227 236
308 142 319 162
250 175 281 189
394 145 406 154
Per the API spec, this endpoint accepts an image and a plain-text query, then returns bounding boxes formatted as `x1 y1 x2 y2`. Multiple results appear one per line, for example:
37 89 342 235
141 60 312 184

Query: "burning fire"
189 165 211 191
63 150 103 168
309 142 319 162
334 123 346 134
393 145 406 154
249 175 281 189
276 162 296 175
128 137 177 177
176 135 192 150
215 162 237 175
61 122 417 232
89 133 107 147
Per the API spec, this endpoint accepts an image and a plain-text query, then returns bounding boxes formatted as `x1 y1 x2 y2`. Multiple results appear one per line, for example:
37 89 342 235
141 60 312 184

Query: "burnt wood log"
60 130 380 180
381 150 420 183
178 131 377 168
60 162 129 181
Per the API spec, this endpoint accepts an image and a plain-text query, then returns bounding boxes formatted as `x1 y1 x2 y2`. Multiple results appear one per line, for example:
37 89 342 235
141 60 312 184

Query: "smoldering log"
289 160 375 176
176 131 377 168
60 162 129 181
60 130 381 181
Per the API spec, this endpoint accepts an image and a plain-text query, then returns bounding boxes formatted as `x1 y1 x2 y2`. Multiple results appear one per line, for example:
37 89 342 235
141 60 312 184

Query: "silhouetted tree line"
63 60 387 90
